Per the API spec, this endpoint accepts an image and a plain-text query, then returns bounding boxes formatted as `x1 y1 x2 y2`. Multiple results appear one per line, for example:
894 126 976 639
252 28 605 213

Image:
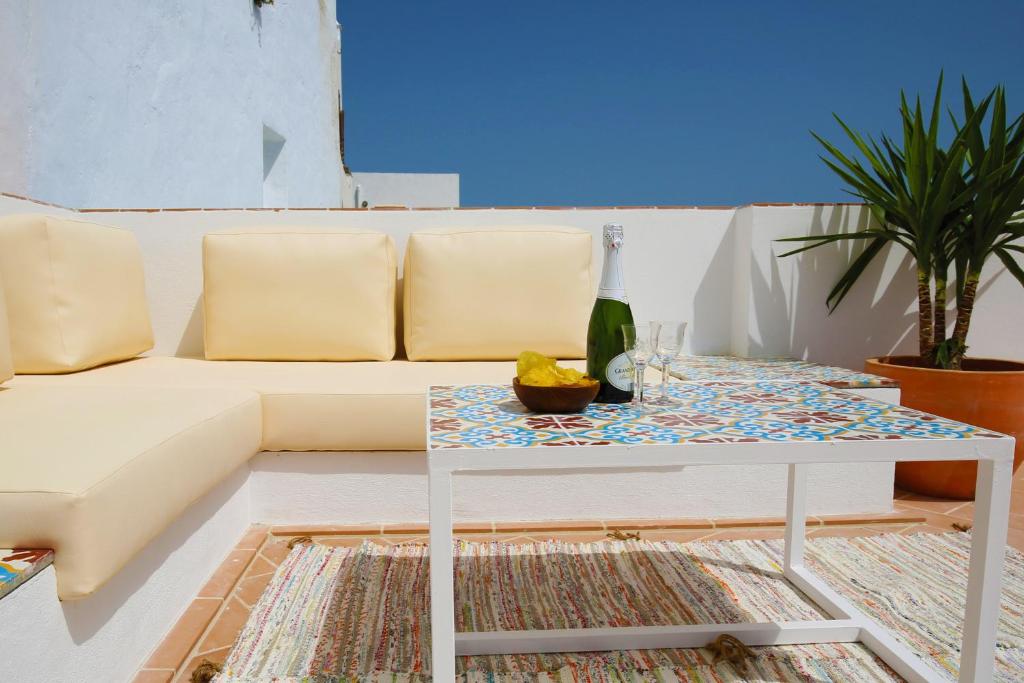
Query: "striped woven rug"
213 533 1024 682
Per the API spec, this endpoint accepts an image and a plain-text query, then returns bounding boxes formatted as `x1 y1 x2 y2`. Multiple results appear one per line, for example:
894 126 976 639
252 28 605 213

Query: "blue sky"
337 1 1024 207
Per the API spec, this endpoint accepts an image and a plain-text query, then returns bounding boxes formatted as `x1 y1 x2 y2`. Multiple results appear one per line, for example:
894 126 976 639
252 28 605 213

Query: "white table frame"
426 405 1014 682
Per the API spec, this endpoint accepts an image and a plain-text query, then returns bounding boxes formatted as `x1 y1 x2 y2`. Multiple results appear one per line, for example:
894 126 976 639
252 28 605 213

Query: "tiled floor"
134 469 1024 683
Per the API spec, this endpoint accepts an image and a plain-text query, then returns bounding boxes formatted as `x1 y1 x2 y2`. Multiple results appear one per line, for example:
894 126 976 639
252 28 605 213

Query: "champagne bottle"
587 223 635 403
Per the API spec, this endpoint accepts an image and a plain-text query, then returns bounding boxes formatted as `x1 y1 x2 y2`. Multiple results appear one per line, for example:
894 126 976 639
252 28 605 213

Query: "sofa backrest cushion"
0 274 12 384
203 228 397 361
403 226 592 361
0 214 154 373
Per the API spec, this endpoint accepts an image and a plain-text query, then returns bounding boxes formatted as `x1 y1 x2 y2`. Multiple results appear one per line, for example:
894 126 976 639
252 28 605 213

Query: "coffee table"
426 381 1015 682
665 355 898 390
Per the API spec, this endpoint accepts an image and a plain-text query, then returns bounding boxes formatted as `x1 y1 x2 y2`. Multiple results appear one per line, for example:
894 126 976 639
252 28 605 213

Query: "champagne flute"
622 323 658 410
654 321 688 403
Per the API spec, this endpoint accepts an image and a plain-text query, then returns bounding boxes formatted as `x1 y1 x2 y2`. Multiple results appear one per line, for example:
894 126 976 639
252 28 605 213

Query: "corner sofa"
0 214 595 600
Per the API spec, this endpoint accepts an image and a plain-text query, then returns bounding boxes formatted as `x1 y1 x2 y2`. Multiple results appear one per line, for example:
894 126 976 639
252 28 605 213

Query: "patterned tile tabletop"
427 381 1000 450
666 355 897 389
0 548 53 599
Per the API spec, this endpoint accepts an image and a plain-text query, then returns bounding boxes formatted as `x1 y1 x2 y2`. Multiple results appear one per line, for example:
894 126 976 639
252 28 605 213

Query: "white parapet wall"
352 172 461 208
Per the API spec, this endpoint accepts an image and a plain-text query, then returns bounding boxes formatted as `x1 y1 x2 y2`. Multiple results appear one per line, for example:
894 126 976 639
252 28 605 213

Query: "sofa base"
0 466 251 683
251 451 895 524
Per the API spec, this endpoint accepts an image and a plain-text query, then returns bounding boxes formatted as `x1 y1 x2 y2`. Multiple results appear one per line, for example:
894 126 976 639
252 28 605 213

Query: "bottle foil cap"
602 223 624 248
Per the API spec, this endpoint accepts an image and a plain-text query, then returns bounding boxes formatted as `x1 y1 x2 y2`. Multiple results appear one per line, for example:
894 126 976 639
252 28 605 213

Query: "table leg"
958 456 1013 682
784 463 808 571
429 468 456 682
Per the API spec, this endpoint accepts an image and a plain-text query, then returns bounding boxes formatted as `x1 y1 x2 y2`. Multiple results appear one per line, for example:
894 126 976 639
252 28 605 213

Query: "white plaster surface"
0 467 251 683
352 172 461 207
250 451 896 524
733 204 1024 369
0 0 343 209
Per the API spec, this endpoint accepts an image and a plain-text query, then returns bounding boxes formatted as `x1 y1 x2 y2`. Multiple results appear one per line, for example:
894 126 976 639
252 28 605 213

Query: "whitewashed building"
0 0 458 208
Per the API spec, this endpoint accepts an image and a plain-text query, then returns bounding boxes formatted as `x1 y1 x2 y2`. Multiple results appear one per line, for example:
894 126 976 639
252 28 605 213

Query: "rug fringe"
190 658 222 683
286 535 314 549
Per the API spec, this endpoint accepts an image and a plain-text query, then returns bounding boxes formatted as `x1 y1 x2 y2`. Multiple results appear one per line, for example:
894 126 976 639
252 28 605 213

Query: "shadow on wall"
176 294 205 358
691 212 737 355
748 206 918 369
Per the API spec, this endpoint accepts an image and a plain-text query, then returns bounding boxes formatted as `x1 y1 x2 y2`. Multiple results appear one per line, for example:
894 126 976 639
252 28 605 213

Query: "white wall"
734 204 1024 369
352 172 461 207
0 0 343 209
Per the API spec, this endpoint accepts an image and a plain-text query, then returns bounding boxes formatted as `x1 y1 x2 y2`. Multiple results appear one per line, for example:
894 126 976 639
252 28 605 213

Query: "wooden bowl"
512 377 599 414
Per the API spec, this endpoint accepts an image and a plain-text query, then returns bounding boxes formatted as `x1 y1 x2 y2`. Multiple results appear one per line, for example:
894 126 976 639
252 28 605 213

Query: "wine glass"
622 323 658 410
654 321 688 403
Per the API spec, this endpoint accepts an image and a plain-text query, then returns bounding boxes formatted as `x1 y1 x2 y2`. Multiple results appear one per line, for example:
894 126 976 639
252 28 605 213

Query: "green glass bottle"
587 223 635 403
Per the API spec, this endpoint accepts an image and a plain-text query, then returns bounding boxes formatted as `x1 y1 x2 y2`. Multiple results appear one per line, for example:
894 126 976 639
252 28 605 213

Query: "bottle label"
606 353 634 391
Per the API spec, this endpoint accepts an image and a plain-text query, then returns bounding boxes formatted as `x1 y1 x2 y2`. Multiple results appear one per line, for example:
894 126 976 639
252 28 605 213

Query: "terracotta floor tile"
270 524 381 536
817 512 923 526
379 523 428 534
235 525 269 550
1011 494 1024 516
606 519 715 531
1006 528 1024 553
244 556 276 577
1009 511 1024 531
178 647 231 683
132 670 173 683
524 531 611 544
713 517 786 528
259 538 293 566
198 548 256 599
493 520 606 532
196 597 251 654
897 495 973 516
913 511 973 531
144 598 221 670
235 570 275 608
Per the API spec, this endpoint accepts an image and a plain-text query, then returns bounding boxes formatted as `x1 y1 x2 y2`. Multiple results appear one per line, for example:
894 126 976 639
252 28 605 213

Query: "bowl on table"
512 377 599 414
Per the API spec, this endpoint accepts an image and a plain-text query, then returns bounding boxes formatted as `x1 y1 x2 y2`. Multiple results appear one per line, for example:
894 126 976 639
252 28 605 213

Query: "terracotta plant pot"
864 356 1024 499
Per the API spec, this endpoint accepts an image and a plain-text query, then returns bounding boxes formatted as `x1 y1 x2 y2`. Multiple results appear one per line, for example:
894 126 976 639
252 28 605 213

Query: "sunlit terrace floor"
135 467 1024 683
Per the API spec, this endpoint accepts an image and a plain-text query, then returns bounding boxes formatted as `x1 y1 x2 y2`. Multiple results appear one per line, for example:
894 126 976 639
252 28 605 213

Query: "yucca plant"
943 81 1024 368
778 75 1024 368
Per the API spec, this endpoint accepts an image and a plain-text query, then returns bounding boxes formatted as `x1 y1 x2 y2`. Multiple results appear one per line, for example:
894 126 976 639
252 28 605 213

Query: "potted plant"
778 75 1024 499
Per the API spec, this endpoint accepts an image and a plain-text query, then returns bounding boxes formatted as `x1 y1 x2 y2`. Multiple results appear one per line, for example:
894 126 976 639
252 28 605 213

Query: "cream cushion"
0 214 154 373
0 274 12 384
0 385 260 599
203 228 397 361
11 356 589 451
403 227 592 360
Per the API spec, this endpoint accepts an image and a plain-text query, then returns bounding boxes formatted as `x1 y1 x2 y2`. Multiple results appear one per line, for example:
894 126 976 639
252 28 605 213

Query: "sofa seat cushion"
10 357 587 451
0 385 261 599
